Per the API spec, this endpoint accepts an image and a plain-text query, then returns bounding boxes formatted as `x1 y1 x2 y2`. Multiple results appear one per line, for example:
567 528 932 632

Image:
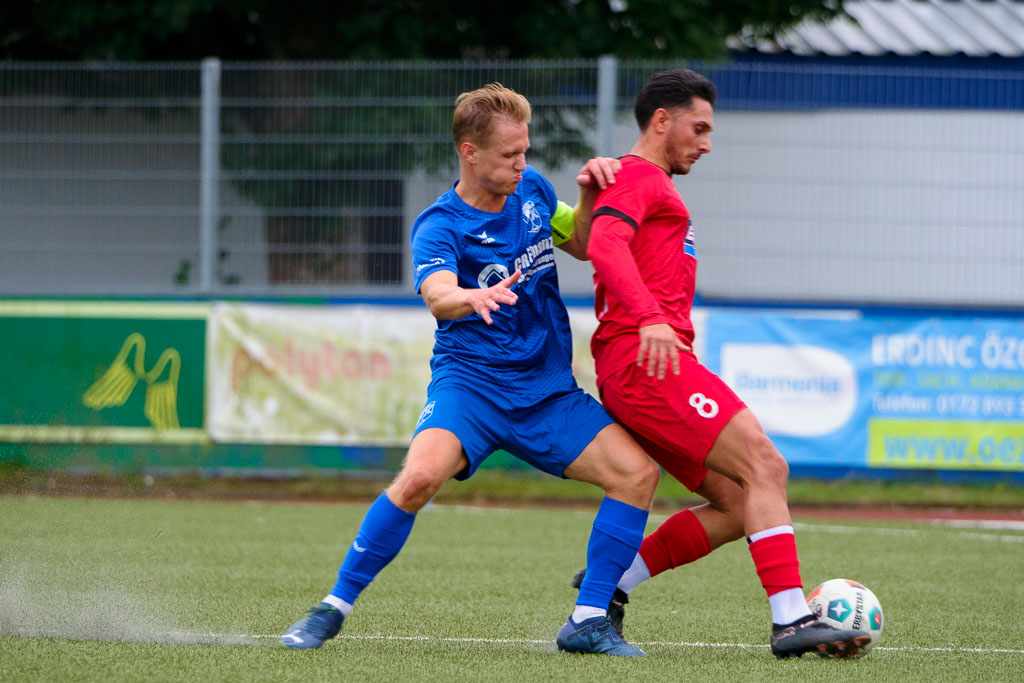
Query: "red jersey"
588 154 697 384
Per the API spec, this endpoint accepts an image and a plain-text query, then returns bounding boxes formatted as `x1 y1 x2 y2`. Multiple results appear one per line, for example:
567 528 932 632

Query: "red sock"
637 509 711 578
748 532 803 597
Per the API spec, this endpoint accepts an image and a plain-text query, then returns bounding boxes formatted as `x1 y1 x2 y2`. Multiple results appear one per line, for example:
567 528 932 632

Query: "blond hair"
452 83 531 149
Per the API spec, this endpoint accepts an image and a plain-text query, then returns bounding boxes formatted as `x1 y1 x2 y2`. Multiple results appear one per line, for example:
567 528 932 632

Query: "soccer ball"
806 578 883 655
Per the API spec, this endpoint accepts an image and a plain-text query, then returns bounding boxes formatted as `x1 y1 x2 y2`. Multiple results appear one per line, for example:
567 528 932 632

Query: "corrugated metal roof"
730 0 1024 57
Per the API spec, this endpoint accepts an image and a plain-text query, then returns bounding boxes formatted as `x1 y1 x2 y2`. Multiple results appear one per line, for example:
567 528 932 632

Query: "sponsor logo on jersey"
684 218 697 258
514 236 554 279
477 263 510 288
415 257 446 274
476 237 555 290
474 230 496 244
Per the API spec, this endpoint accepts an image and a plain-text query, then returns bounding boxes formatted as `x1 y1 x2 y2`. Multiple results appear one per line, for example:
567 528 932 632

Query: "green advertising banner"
0 301 208 444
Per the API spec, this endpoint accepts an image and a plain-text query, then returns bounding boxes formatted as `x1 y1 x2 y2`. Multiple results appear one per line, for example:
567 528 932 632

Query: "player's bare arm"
557 156 621 260
419 269 521 325
637 322 690 380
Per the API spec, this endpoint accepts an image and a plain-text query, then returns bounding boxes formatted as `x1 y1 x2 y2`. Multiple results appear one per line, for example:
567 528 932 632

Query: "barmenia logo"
720 343 857 437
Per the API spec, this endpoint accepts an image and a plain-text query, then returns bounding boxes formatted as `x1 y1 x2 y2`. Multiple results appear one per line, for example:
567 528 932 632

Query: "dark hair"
634 69 717 131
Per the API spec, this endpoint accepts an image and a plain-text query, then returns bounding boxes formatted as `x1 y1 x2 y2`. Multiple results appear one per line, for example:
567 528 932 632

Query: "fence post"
200 57 221 295
596 55 617 156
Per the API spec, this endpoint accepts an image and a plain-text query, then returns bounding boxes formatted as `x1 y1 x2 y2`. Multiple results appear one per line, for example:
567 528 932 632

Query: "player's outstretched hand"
576 156 621 191
637 323 691 379
469 269 521 325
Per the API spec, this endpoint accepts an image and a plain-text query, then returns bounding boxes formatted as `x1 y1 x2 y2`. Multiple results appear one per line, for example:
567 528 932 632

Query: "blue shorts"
412 379 614 481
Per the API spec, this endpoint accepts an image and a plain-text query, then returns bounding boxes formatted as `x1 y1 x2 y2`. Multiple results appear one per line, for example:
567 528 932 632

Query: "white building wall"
0 107 264 295
3 104 1020 307
554 108 1024 307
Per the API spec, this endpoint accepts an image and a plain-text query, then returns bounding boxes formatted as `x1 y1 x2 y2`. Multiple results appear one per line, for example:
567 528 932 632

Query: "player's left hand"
576 156 621 191
637 323 691 380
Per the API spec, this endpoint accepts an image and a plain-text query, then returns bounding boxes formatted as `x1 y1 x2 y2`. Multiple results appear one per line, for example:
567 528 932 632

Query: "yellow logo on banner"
83 333 181 429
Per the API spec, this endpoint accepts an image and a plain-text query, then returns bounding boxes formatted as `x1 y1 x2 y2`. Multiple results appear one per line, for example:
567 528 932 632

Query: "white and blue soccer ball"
806 578 884 655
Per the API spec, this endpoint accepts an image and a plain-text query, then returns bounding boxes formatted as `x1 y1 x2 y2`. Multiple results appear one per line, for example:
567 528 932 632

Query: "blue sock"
329 492 416 604
577 497 648 610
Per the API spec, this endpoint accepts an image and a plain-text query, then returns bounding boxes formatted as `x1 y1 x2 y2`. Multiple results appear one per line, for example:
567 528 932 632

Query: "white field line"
932 519 1024 531
8 628 1024 655
152 632 1024 655
793 521 1024 543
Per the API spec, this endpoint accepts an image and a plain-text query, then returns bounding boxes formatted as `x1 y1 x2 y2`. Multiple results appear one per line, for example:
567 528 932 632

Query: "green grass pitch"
1 495 1021 682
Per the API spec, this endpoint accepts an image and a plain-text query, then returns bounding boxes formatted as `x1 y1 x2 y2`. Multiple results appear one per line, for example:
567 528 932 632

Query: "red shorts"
597 353 746 492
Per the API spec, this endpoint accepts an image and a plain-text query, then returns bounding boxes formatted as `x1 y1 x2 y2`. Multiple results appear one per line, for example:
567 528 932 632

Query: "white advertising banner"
208 303 438 445
207 303 628 446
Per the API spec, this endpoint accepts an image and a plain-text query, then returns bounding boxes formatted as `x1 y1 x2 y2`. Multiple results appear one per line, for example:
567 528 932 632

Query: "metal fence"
1 59 1022 306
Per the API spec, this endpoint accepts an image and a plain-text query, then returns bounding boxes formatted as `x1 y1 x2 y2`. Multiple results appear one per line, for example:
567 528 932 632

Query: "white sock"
616 553 651 595
769 587 812 626
571 605 607 623
748 524 794 544
322 594 354 616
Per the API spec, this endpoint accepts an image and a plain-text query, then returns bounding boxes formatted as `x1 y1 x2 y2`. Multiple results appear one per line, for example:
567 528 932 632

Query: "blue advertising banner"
702 310 1024 472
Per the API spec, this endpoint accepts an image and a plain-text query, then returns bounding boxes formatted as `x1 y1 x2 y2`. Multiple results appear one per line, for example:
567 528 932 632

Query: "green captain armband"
550 200 575 245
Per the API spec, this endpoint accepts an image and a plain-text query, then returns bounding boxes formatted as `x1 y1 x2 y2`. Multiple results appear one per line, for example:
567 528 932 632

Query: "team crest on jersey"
684 218 697 257
522 200 542 233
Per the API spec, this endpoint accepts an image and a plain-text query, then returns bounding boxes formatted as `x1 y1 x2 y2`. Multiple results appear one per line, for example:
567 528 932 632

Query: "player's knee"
638 456 661 489
623 457 660 497
746 438 789 488
388 467 444 511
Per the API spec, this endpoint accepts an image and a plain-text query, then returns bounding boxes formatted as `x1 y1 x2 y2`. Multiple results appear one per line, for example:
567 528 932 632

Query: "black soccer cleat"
570 568 629 637
770 615 872 659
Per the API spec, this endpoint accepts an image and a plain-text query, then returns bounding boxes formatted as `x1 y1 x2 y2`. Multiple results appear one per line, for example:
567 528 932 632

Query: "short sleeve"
411 215 458 293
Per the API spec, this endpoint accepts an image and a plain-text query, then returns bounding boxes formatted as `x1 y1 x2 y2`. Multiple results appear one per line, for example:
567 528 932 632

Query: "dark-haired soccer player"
576 69 871 659
280 83 659 656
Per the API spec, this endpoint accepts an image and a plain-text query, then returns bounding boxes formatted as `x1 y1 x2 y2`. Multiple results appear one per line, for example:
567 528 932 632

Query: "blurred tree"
1 0 844 60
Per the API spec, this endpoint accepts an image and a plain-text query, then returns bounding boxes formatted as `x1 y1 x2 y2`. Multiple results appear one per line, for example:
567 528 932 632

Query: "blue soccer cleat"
556 615 647 657
571 568 629 637
280 604 345 650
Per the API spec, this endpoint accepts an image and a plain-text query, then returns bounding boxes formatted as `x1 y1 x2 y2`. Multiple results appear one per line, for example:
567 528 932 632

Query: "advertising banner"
207 303 615 446
703 310 1024 472
208 303 437 445
0 301 207 444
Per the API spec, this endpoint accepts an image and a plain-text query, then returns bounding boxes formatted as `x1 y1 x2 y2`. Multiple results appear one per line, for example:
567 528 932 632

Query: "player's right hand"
469 269 521 325
576 156 621 191
637 323 690 379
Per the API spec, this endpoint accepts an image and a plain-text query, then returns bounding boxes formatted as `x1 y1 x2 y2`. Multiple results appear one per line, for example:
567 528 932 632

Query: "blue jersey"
411 166 578 396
